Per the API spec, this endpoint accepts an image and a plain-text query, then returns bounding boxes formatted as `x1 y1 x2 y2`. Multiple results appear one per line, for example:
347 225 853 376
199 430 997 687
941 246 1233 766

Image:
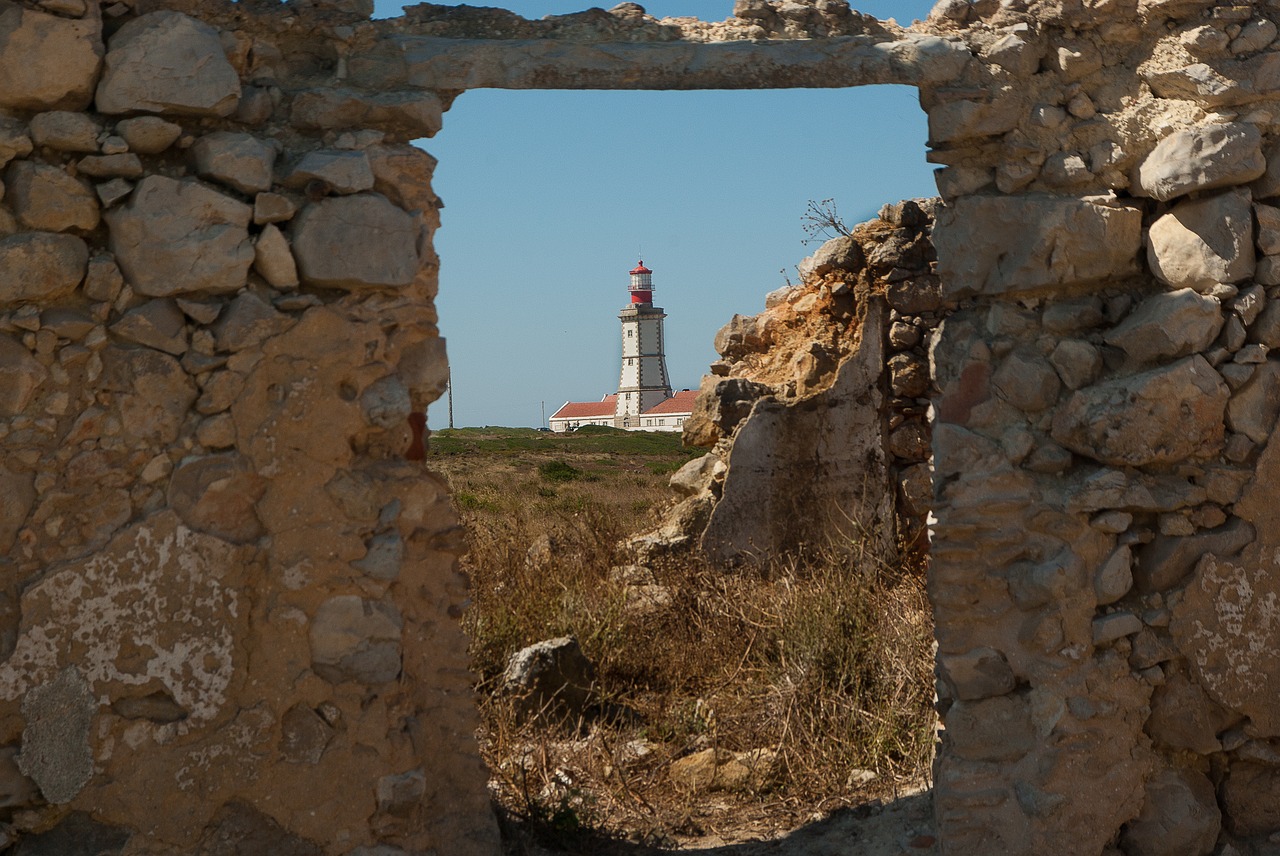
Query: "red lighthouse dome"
629 260 654 304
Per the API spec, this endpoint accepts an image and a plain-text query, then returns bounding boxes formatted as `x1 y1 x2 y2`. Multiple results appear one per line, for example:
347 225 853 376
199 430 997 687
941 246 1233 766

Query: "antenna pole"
447 370 454 429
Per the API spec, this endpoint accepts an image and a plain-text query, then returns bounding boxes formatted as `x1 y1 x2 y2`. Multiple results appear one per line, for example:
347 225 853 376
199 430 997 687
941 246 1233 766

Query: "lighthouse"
615 260 673 428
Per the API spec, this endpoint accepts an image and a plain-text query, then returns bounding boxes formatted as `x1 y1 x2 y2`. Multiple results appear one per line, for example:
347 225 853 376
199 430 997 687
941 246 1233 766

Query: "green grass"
428 426 700 459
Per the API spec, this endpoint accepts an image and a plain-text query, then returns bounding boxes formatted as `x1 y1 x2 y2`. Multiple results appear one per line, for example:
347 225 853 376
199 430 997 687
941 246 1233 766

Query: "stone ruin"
7 0 1280 852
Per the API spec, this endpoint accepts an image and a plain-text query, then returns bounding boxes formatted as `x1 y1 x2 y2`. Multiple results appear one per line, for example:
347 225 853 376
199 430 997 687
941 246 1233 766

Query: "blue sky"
370 1 940 428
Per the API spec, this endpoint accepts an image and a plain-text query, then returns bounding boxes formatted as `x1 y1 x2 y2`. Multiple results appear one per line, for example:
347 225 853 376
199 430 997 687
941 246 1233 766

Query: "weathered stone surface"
190 132 277 195
944 694 1034 762
935 194 1142 297
283 150 375 195
310 596 402 685
28 111 100 153
105 176 253 297
992 350 1059 412
1135 122 1265 201
1147 188 1255 290
6 161 99 233
109 298 188 355
1049 339 1102 390
99 347 197 444
669 748 777 793
0 232 88 306
95 11 240 117
0 334 48 417
253 224 299 289
0 465 34 553
212 291 290 352
1135 518 1253 593
280 704 333 765
376 769 426 817
290 194 419 290
1092 612 1143 645
1050 356 1229 467
254 192 298 225
937 647 1015 701
77 153 143 180
501 636 596 723
1094 546 1133 605
114 117 182 155
195 801 323 856
1227 360 1280 443
1120 764 1220 856
12 811 130 856
17 666 93 805
1146 667 1233 754
1220 763 1280 838
0 3 102 111
167 454 265 544
1103 288 1223 364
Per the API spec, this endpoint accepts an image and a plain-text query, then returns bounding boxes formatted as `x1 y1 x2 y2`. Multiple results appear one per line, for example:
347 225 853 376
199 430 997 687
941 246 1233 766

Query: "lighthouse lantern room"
615 260 672 427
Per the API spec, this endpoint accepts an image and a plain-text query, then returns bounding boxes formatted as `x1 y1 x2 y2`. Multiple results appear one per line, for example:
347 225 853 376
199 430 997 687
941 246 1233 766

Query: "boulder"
189 132 276 195
0 232 88 306
6 161 98 233
1049 339 1103 390
95 11 240 117
282 150 375 195
309 596 402 685
500 636 596 724
1050 356 1229 467
1147 188 1255 290
1120 764 1220 856
290 194 419 290
992 350 1059 411
935 194 1143 297
0 3 102 111
109 298 188 355
114 116 182 155
105 176 253 297
1135 122 1266 201
28 111 100 153
1103 288 1223 363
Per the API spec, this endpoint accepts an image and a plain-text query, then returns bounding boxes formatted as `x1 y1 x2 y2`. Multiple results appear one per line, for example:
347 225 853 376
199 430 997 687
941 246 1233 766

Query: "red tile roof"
642 389 699 416
550 397 617 419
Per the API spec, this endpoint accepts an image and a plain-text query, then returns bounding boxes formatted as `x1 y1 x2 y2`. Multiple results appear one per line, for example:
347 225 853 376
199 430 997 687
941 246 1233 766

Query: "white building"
549 261 694 433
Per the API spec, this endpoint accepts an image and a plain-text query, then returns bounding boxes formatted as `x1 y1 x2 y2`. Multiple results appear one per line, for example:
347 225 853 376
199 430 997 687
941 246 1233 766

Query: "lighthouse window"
627 330 633 337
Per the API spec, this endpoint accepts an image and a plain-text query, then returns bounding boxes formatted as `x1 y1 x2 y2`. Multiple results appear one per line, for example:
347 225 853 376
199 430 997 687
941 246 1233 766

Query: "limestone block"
1146 666 1233 754
935 194 1142 297
1049 339 1103 390
253 224 299 289
82 252 123 303
501 636 596 723
1135 122 1265 201
105 176 253 297
1253 138 1280 200
0 464 34 552
309 595 403 685
114 116 181 155
190 131 277 195
108 298 188 355
0 332 46 414
1103 288 1223 363
1094 545 1133 605
944 694 1034 762
289 88 444 138
1135 517 1253 593
353 531 404 581
0 2 103 111
283 150 375 195
166 454 265 544
1120 764 1220 856
99 346 197 444
290 194 420 290
254 192 298 225
0 118 33 169
6 161 98 233
1092 612 1142 645
925 89 1021 145
937 647 1015 701
668 748 777 793
1226 359 1280 442
991 350 1059 412
1050 356 1229 467
280 704 333 765
0 232 88 307
1147 188 1255 290
1220 763 1280 837
889 352 930 398
76 153 142 180
798 234 863 280
28 111 100 153
95 11 240 117
212 291 290 352
359 375 411 431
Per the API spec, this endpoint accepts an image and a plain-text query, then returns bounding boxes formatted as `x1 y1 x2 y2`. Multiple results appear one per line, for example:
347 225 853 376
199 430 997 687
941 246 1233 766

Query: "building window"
627 330 633 337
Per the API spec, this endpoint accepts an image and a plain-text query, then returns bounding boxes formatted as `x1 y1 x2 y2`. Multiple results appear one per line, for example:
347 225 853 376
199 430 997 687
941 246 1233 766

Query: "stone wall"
9 0 1280 852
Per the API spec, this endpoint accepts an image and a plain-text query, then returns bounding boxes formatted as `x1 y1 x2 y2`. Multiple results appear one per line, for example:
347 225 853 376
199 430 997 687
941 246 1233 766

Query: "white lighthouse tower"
615 260 672 428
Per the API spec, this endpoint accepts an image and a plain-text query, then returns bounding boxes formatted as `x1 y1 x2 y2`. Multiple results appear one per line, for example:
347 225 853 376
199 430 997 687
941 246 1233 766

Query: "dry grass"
429 427 935 853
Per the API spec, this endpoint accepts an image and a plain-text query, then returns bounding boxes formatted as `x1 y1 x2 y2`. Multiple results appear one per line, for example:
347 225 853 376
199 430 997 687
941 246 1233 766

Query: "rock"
111 692 187 723
114 116 182 155
0 118 33 169
1146 666 1233 754
166 454 265 544
1230 17 1277 54
282 150 375 195
991 350 1059 412
290 195 419 290
669 453 721 497
82 252 123 303
1219 763 1280 838
1134 517 1253 593
195 802 323 856
1147 188 1255 290
99 347 197 444
1250 297 1280 347
105 176 253 297
377 769 426 818
1049 339 1103 390
889 352 930 398
945 694 1034 762
212 291 290 352
0 745 37 813
500 636 596 724
1103 288 1223 363
669 748 777 793
279 704 332 765
1092 612 1142 645
935 194 1143 297
253 224 299 289
95 11 240 117
11 811 130 856
254 192 298 224
0 333 48 416
1226 360 1280 443
0 230 88 307
0 3 102 111
799 234 863 279
1050 356 1229 467
190 132 277 195
1095 545 1133 605
109 298 188 355
28 111 100 153
5 161 98 233
76 153 142 180
937 647 1016 701
353 531 403 581
1120 764 1220 856
714 313 771 359
18 667 94 804
309 596 402 685
1134 122 1265 201
0 465 34 553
